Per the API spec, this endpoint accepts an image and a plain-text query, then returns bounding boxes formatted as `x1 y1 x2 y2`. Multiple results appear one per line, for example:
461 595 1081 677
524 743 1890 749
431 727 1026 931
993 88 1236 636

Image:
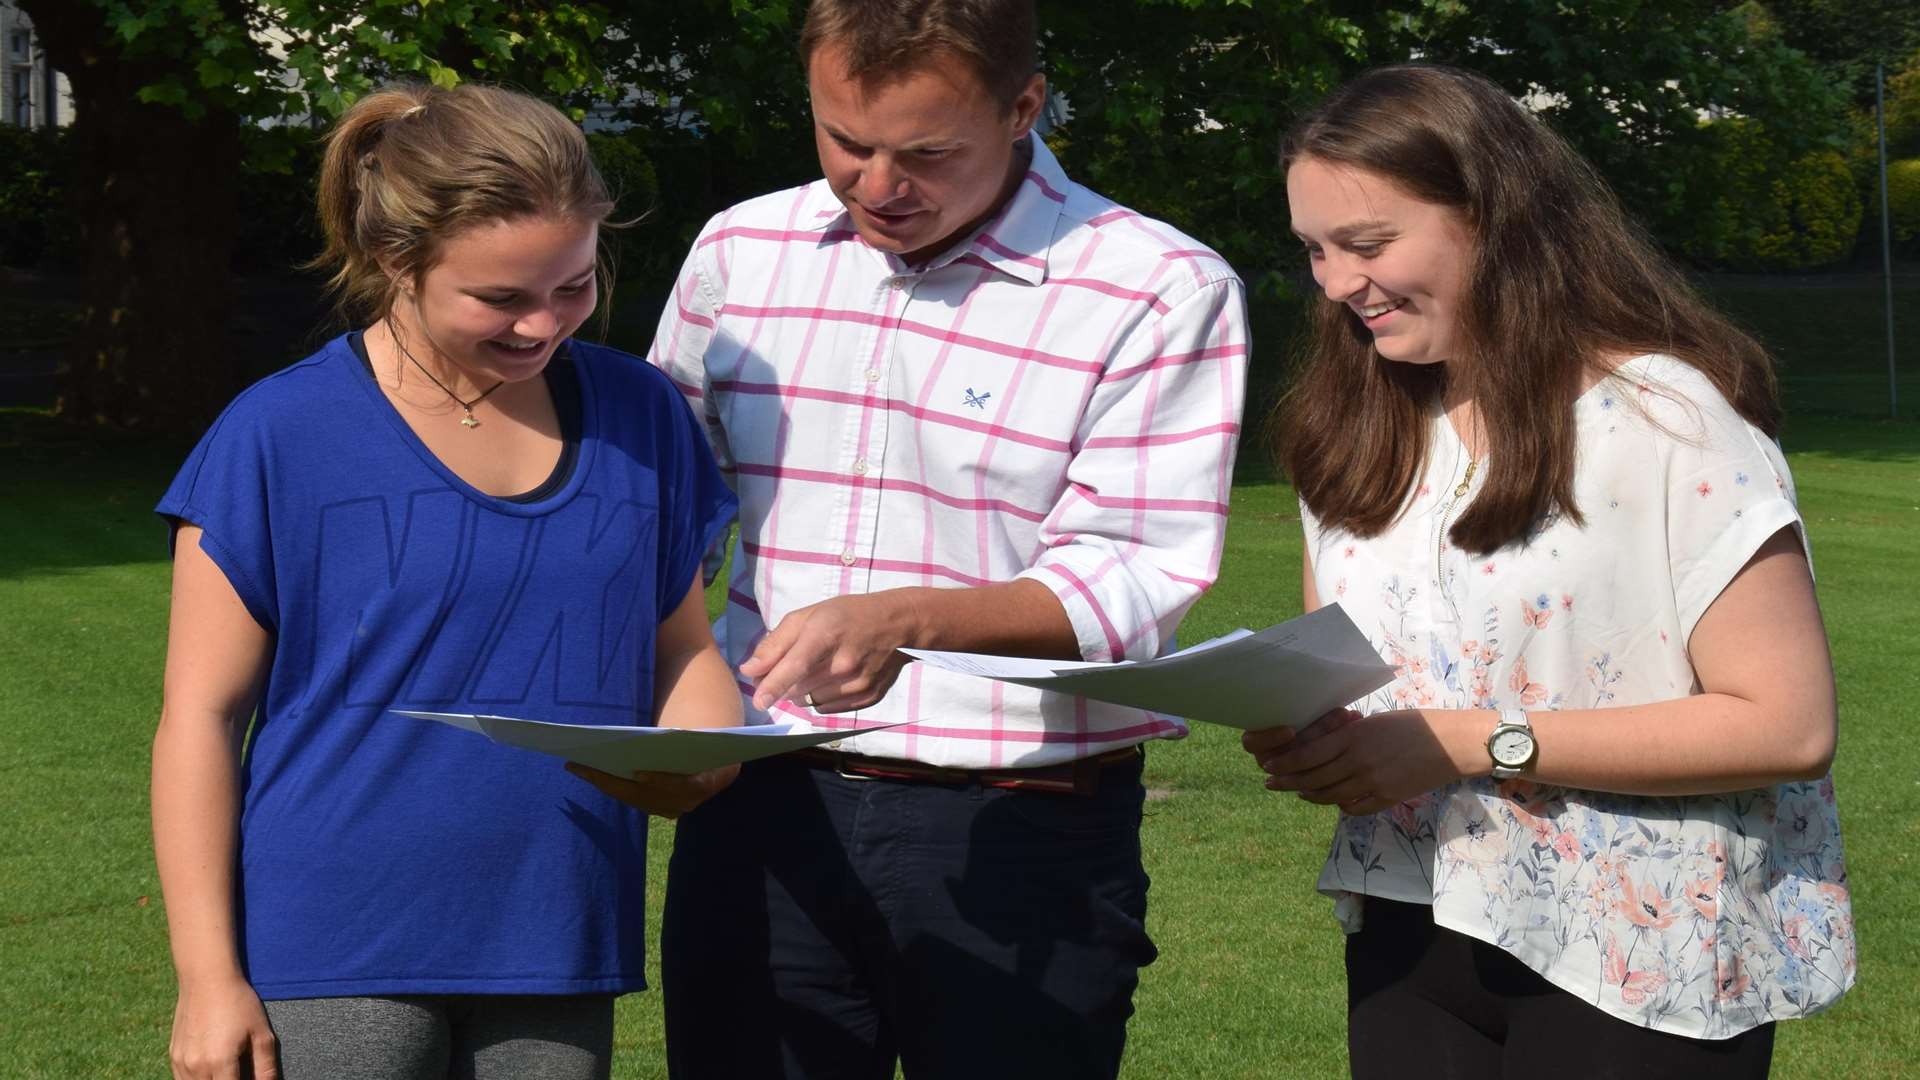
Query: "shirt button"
825 739 844 749
889 278 908 291
864 368 881 383
852 458 868 475
839 550 857 566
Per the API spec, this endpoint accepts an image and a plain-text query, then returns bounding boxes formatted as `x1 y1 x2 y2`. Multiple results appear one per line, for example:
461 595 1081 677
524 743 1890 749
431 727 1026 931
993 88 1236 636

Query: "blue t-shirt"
156 334 736 999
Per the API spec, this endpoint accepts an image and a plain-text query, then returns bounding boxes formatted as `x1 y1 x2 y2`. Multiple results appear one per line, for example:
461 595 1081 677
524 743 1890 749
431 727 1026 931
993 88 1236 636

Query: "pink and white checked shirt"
647 138 1249 768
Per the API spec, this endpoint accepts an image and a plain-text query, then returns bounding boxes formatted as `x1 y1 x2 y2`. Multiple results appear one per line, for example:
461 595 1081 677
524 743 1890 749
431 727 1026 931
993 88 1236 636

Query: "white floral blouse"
1304 355 1855 1038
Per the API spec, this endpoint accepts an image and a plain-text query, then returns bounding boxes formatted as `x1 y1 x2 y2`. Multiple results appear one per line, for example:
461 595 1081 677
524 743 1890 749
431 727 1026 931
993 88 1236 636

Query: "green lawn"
2 276 1917 1077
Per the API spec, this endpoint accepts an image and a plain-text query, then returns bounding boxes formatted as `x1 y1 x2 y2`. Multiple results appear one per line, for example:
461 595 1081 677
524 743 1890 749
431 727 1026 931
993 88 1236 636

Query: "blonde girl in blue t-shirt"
153 83 741 1080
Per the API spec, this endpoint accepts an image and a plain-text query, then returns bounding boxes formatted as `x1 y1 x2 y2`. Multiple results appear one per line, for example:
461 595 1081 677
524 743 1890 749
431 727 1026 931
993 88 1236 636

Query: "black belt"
785 743 1144 795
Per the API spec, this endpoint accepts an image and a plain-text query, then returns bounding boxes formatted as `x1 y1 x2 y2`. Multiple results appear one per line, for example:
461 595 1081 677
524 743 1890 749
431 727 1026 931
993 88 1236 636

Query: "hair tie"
401 103 427 119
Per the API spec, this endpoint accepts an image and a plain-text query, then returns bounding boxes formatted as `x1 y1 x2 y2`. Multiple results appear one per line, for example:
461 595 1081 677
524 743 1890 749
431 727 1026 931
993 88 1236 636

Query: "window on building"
11 70 30 127
8 30 28 60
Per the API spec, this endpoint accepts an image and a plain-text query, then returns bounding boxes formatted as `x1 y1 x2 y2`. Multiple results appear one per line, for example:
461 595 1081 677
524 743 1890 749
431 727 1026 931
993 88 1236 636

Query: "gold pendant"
461 410 481 429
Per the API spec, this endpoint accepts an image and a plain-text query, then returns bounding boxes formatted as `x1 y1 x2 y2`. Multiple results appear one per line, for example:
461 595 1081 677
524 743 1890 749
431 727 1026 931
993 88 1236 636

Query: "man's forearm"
891 578 1081 660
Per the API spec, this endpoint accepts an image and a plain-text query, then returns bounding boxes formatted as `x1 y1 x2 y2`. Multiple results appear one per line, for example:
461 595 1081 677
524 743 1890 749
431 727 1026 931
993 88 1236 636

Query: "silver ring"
803 692 816 709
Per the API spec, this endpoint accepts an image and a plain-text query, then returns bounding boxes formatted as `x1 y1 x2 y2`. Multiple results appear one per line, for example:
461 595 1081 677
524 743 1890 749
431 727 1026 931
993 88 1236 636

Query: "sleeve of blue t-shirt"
154 395 280 633
653 378 737 620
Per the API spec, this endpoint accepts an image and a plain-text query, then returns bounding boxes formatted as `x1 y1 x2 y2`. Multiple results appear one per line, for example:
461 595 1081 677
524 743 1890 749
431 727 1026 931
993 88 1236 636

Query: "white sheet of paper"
392 711 911 775
901 606 1394 731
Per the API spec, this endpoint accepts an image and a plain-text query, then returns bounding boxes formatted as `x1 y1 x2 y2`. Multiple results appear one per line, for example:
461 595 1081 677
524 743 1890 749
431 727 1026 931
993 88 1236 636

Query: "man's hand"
739 592 921 713
566 763 740 818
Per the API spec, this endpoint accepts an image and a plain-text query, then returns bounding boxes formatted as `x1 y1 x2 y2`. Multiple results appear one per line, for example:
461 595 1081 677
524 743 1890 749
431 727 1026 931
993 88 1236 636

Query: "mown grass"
2 275 1916 1077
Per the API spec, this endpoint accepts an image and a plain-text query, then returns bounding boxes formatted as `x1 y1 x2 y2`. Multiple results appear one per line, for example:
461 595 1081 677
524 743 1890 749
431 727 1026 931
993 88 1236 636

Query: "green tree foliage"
19 0 620 433
16 0 1866 432
0 126 75 267
1743 0 1920 105
583 130 663 289
591 0 817 285
1685 120 1862 269
1762 150 1864 268
1407 0 1852 265
1035 0 1430 298
97 0 623 120
1033 0 1852 288
23 0 250 431
233 125 322 274
1886 50 1920 159
1888 158 1920 253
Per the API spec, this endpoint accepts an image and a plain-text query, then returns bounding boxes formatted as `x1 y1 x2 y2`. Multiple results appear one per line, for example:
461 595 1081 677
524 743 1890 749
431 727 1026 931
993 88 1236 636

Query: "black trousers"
1347 898 1776 1079
661 752 1156 1080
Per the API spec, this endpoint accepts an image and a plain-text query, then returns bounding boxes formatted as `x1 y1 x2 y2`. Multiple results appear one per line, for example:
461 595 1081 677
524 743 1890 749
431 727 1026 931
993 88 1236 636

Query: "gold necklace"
391 331 504 429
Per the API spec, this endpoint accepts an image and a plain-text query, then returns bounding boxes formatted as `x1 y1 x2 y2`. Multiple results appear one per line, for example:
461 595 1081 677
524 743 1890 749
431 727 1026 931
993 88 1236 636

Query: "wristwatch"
1486 708 1538 780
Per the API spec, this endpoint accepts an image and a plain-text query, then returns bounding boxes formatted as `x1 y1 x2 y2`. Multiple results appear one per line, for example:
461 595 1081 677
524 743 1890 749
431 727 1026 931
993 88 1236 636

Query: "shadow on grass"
0 412 187 580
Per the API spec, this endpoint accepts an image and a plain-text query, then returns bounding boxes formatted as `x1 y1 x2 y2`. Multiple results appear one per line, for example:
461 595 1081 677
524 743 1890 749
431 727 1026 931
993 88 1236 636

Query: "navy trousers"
661 751 1156 1080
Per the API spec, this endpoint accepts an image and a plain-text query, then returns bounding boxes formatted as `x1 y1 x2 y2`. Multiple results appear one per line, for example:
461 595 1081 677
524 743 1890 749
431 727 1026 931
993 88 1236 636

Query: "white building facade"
1 2 72 129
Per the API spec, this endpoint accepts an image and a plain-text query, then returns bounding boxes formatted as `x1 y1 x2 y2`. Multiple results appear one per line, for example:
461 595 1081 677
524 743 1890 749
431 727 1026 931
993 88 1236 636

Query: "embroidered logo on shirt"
963 388 992 409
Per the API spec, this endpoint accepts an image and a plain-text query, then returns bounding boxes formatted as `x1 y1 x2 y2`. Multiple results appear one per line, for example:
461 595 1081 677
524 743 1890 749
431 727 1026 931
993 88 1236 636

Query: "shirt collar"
811 135 1069 286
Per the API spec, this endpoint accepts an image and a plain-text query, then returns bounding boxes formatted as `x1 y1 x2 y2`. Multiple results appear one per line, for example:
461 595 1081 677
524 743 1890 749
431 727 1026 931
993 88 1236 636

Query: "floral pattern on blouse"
1305 356 1854 1038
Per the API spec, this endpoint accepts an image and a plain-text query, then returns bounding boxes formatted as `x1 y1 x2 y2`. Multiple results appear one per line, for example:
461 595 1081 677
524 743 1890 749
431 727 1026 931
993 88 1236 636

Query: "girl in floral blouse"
1246 64 1854 1077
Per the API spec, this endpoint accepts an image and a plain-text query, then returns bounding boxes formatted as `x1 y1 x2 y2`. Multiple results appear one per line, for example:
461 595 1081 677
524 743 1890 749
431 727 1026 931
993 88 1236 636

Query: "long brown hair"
1274 64 1779 555
311 83 617 327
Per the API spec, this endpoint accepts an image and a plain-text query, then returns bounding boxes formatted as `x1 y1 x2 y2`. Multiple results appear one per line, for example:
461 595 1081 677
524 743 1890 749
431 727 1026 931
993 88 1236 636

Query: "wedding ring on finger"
803 691 816 709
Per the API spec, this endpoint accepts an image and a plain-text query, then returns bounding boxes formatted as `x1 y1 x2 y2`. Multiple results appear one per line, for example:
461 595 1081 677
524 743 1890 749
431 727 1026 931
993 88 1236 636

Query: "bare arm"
653 576 748 731
1521 526 1834 791
567 578 745 816
152 526 279 1080
1251 527 1837 811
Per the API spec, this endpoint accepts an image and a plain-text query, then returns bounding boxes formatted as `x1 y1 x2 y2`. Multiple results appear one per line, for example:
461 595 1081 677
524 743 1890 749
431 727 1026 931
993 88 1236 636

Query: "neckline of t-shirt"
345 330 583 504
334 334 599 517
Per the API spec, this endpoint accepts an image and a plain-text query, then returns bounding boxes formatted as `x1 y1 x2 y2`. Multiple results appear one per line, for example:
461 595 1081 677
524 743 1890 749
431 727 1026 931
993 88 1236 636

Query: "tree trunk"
20 0 243 435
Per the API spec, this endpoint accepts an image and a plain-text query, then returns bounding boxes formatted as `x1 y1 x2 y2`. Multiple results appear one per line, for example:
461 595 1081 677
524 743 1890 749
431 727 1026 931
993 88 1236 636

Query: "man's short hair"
800 0 1038 109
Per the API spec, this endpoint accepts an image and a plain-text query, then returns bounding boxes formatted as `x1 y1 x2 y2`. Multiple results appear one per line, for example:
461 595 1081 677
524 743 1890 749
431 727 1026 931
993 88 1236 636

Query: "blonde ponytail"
309 83 615 326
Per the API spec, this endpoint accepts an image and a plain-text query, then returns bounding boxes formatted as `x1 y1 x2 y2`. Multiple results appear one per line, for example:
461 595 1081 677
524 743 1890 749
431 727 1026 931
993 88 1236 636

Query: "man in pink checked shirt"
639 1 1248 1076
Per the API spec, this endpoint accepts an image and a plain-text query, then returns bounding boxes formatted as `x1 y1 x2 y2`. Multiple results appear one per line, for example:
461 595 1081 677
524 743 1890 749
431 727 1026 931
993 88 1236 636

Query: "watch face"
1490 728 1535 767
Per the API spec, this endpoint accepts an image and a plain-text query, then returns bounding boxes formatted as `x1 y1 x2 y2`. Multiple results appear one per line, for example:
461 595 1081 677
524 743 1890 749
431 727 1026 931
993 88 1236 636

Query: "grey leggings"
261 994 615 1080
